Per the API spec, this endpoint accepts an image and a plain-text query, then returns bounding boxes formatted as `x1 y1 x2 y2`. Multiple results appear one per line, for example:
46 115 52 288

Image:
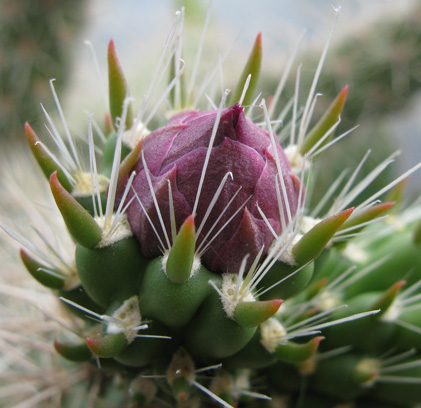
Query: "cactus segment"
293 208 354 266
108 39 133 129
114 321 172 367
372 363 421 406
234 299 282 328
165 215 197 284
274 336 324 363
299 85 348 156
323 292 396 353
260 261 315 300
139 258 215 327
230 33 262 107
311 353 375 400
185 289 256 359
345 227 421 296
54 339 92 362
25 122 73 191
20 248 65 289
50 172 103 249
222 330 277 369
75 237 146 307
86 332 128 358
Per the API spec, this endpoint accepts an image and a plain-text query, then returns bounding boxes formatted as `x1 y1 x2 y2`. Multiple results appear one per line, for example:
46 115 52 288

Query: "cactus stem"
375 353 421 384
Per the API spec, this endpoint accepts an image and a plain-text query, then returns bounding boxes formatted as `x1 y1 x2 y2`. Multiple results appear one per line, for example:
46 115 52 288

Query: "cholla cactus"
4 7 421 408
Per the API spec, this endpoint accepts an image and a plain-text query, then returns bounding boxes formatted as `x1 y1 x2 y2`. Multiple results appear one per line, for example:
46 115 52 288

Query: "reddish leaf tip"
85 337 97 350
183 214 196 229
53 339 62 352
313 336 325 346
108 38 115 52
271 299 283 313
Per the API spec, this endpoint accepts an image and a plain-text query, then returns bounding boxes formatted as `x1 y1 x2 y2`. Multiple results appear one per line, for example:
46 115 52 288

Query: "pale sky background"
65 0 417 113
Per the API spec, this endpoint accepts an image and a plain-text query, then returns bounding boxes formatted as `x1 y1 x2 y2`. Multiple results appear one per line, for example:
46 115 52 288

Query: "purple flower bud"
124 104 301 274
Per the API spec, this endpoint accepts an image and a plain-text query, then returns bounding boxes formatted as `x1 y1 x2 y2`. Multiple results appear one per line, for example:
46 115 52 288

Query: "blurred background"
1 0 420 196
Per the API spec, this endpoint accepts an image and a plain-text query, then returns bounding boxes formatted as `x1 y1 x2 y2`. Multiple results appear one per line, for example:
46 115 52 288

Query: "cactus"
3 7 421 408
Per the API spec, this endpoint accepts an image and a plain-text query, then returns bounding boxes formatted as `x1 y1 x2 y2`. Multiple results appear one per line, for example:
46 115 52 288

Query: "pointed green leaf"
413 219 421 247
371 280 406 318
54 339 92 362
166 215 196 284
104 112 114 136
340 202 394 233
275 336 324 363
86 332 127 358
118 139 143 186
50 171 102 249
234 299 282 328
20 248 65 289
385 178 407 209
293 208 353 266
299 85 348 155
229 32 262 107
25 123 73 192
108 39 133 129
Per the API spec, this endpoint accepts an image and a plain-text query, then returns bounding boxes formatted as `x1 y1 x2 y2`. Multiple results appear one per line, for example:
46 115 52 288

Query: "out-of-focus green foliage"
0 0 86 144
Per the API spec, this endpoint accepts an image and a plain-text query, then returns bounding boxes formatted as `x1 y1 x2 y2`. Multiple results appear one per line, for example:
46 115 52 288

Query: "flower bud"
124 103 300 274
